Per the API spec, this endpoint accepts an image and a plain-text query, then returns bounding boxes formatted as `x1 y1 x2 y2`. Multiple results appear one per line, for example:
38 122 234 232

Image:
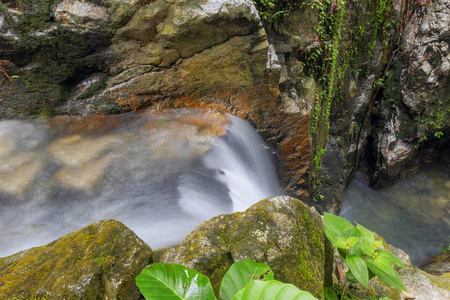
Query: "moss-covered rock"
157 195 333 299
0 220 153 299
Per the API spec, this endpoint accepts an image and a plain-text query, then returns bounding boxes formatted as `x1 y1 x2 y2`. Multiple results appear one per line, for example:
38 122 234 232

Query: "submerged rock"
157 195 333 299
0 220 152 299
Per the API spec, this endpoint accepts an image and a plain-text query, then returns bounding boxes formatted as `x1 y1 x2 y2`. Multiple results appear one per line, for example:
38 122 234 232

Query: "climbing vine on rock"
307 0 347 201
306 0 394 201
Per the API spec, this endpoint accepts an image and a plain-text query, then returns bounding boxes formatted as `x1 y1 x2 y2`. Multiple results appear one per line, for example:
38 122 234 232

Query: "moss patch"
0 220 152 299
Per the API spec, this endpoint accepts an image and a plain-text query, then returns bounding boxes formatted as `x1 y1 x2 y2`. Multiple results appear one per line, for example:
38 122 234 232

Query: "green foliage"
305 0 395 201
442 236 450 253
418 98 449 142
233 280 317 300
307 0 347 201
136 259 318 300
219 259 274 300
323 213 407 294
136 263 215 299
252 0 297 23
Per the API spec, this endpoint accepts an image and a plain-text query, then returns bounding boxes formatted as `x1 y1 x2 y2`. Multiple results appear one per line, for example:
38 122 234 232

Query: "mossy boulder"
157 195 333 299
0 220 152 299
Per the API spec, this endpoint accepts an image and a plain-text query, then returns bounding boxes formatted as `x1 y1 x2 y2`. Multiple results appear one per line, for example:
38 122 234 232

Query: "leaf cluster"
136 259 317 300
323 213 407 292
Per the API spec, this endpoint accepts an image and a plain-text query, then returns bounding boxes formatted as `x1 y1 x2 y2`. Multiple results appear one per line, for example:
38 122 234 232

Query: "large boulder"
0 220 152 299
157 195 333 299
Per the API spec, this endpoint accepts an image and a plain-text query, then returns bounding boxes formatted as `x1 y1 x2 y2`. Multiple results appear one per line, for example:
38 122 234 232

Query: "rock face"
0 0 312 199
366 0 450 188
157 195 333 299
0 220 152 299
1 0 449 208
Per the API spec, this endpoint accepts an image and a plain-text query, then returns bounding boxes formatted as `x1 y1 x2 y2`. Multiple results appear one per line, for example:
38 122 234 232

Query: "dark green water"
340 163 450 265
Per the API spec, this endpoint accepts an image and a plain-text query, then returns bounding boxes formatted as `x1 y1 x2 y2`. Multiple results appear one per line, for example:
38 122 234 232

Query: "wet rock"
157 195 333 299
0 220 153 299
418 251 450 276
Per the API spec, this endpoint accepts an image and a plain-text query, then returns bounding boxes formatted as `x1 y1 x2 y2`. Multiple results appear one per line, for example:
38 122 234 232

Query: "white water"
340 165 450 265
0 113 281 257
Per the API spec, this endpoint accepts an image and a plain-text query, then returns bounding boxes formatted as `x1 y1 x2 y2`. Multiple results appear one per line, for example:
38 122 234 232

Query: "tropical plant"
323 213 407 299
442 236 450 253
136 259 317 300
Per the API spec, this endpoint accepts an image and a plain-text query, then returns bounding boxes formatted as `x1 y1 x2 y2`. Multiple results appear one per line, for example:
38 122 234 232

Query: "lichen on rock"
0 220 153 299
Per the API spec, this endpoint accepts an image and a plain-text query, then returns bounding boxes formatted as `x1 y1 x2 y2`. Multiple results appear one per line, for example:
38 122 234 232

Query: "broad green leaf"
373 240 383 248
348 244 363 257
136 263 216 300
358 241 375 256
333 240 349 249
232 280 317 300
375 250 405 267
345 271 359 284
220 259 274 300
346 255 369 288
323 213 354 243
356 223 374 244
366 258 407 291
346 237 360 247
341 226 361 240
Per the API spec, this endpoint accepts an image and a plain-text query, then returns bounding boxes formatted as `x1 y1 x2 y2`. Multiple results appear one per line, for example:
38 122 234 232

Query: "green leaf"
356 223 374 244
358 241 375 256
232 280 317 300
136 263 216 300
375 250 405 267
341 226 361 240
333 240 349 249
220 259 274 300
345 271 359 284
346 237 360 247
346 255 369 288
323 213 354 243
366 258 407 291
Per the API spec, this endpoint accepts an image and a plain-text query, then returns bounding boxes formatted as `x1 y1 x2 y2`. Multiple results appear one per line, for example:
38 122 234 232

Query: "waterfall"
0 111 281 257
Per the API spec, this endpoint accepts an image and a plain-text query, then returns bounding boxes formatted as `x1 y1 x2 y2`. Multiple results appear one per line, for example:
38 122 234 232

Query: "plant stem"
340 280 348 300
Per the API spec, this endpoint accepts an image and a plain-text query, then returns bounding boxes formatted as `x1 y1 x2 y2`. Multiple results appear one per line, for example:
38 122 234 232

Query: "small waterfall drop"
0 111 281 257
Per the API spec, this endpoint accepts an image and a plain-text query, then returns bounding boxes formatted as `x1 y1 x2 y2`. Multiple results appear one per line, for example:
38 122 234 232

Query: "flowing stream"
0 110 281 257
340 164 450 265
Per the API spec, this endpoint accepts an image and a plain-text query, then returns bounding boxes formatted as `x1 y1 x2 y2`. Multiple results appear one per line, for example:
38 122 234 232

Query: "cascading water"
0 111 281 257
340 164 450 265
